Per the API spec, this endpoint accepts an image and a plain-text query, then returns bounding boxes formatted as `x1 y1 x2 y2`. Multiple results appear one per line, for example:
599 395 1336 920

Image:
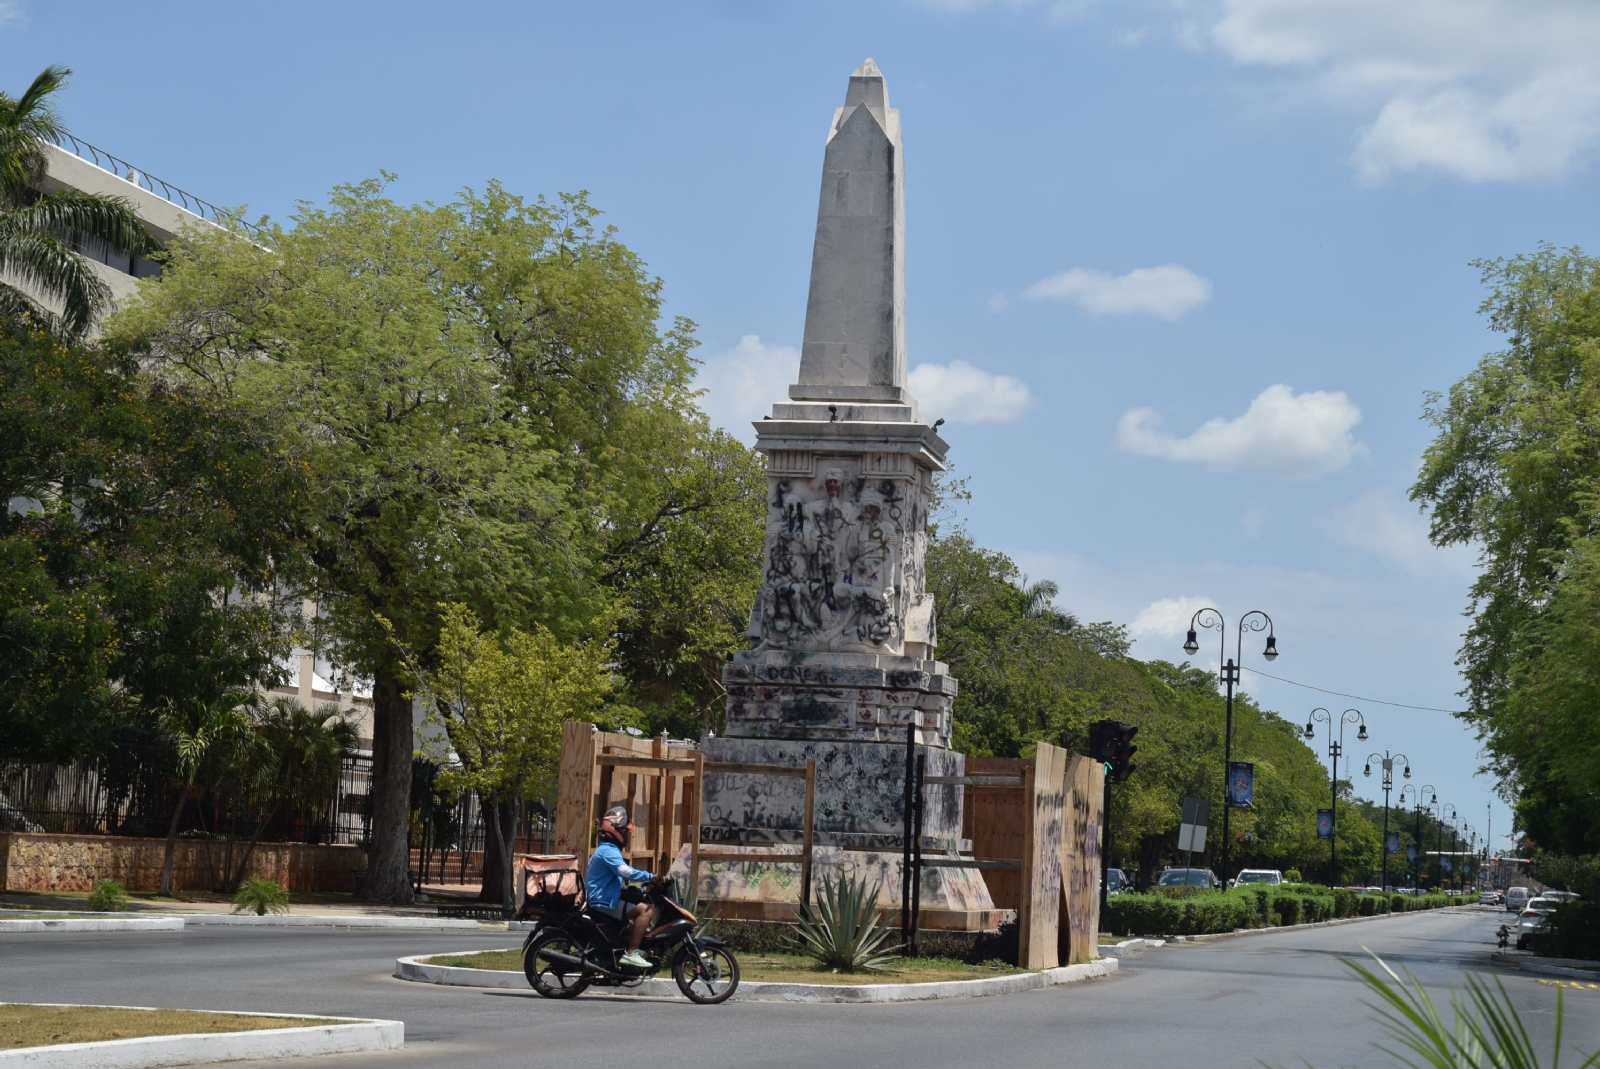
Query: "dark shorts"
593 901 625 921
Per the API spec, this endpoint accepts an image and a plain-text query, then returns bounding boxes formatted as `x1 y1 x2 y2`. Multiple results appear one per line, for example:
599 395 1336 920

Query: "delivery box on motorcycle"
515 854 583 919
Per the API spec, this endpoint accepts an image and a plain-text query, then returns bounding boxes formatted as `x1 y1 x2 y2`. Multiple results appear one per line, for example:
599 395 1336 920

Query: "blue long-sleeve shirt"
585 842 653 911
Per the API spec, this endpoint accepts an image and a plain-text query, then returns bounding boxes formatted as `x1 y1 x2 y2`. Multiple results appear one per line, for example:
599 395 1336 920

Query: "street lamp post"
1364 750 1411 892
1398 784 1420 890
1440 803 1458 894
1305 708 1367 886
1183 608 1278 887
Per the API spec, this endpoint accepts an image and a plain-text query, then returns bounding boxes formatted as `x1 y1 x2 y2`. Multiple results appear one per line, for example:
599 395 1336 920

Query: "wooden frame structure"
554 723 818 907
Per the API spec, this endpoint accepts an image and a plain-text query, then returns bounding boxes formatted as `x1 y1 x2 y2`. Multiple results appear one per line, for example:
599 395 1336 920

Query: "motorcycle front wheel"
525 931 593 999
673 943 739 1004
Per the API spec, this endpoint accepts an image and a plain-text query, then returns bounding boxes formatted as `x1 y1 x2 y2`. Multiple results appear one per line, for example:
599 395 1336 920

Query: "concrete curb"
394 952 1117 1002
1096 938 1148 958
1490 953 1600 981
0 917 184 933
174 914 492 930
0 1006 401 1068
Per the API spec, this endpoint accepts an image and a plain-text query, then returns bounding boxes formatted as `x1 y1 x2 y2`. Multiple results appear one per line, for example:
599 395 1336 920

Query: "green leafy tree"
0 323 304 765
157 691 256 896
1412 243 1600 854
111 178 762 904
0 65 151 338
420 603 611 916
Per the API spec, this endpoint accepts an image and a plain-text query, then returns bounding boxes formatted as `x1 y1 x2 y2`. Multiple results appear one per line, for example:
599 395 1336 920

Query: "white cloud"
0 3 26 29
908 360 1036 424
1318 487 1475 577
921 0 1094 19
985 292 1010 313
1131 595 1215 639
693 334 798 444
1240 504 1267 538
1021 264 1212 321
1200 0 1600 184
1116 383 1368 479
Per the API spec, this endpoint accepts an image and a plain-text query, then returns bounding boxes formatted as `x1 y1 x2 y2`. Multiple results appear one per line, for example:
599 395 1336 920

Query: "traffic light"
1088 720 1138 783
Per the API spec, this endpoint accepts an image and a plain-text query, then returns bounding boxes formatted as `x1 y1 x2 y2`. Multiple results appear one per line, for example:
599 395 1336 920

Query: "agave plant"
793 874 901 972
1317 950 1600 1069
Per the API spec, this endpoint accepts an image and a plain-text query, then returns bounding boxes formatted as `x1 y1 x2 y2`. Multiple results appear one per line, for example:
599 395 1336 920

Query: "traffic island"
394 950 1116 1002
0 1004 402 1068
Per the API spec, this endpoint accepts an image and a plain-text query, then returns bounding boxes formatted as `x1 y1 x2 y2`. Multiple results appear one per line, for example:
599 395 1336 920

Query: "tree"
0 65 151 338
110 178 762 904
420 603 611 916
1412 243 1600 853
157 691 255 896
0 322 304 765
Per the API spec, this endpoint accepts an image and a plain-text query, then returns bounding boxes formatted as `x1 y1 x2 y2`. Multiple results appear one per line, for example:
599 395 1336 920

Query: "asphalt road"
2 907 1595 1068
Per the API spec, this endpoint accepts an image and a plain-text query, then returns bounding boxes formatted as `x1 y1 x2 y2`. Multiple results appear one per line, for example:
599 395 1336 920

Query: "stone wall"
0 833 365 893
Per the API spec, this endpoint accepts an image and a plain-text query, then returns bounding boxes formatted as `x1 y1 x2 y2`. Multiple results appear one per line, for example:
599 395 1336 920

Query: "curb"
393 952 1117 1002
0 917 184 934
0 1007 401 1068
1096 938 1149 958
174 914 492 930
1490 953 1600 981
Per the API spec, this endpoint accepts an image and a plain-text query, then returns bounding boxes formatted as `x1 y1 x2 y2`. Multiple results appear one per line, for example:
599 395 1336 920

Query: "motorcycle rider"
586 806 661 969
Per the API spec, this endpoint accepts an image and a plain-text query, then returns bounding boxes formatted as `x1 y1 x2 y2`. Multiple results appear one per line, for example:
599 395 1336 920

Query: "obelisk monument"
695 59 997 928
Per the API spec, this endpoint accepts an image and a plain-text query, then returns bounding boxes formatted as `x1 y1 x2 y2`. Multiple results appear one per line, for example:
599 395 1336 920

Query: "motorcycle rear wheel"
526 932 593 999
673 944 739 1004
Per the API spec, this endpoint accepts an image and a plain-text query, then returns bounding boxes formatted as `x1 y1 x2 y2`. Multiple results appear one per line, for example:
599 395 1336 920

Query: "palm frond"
0 227 113 338
0 65 70 202
4 189 152 255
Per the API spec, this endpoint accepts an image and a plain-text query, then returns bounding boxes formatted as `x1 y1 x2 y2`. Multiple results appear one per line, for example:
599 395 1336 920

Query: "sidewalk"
0 884 492 919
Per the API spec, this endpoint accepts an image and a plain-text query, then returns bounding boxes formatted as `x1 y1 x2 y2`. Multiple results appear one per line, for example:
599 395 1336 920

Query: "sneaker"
618 951 651 969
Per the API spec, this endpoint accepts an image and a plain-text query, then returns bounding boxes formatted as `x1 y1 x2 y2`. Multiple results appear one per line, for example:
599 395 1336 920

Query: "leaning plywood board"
1020 743 1069 970
1063 754 1105 964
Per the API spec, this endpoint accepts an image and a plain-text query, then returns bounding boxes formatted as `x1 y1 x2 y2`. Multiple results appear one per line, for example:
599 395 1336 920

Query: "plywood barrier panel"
1064 754 1105 964
555 722 598 868
1021 743 1069 971
964 757 1026 911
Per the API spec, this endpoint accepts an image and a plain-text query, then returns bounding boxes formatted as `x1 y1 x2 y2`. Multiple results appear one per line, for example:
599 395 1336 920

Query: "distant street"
2 906 1593 1068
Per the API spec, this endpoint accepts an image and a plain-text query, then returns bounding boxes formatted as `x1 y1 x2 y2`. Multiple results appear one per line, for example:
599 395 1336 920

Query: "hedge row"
1104 885 1452 937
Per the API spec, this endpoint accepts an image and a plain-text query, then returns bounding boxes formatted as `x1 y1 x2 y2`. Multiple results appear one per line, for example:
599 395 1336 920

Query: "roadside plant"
792 874 900 973
85 879 128 912
231 876 289 916
1306 950 1600 1069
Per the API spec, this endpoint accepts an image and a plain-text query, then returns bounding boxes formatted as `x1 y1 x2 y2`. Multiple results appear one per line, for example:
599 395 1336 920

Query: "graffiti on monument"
756 460 929 653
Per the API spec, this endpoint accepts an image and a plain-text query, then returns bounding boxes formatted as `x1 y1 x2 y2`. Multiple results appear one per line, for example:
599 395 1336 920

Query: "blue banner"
1386 831 1400 855
1406 843 1418 862
1316 808 1334 840
1226 762 1255 808
1440 856 1453 872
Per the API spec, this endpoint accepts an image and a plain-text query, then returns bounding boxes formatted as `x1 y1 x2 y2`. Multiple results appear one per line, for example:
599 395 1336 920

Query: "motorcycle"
520 871 739 1004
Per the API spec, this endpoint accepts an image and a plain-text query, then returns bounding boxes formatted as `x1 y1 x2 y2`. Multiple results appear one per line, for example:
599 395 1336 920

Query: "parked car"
1105 868 1129 896
1231 869 1284 887
1543 890 1580 904
1516 896 1559 949
1157 867 1219 889
1364 886 1385 895
1506 886 1531 913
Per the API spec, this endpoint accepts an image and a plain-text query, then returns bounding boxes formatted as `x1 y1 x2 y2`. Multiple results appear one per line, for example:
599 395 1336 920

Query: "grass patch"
419 948 1025 985
0 1005 336 1049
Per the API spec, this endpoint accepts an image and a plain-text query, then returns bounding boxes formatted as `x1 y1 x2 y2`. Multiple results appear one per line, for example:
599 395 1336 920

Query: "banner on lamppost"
1440 856 1454 872
1226 762 1255 808
1386 831 1400 855
1316 809 1334 840
1406 843 1418 862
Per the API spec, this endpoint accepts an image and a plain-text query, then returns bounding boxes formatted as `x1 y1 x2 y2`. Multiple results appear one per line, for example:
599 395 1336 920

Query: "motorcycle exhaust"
536 947 630 980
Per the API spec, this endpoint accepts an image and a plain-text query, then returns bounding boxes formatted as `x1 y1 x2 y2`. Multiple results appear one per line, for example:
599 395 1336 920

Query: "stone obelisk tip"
793 59 906 402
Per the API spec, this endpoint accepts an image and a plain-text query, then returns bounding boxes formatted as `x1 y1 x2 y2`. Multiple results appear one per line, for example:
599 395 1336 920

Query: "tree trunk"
478 797 516 905
362 665 414 904
159 782 189 896
486 796 518 920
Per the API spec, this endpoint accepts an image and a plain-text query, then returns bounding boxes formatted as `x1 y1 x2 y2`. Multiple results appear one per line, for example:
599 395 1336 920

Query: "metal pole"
1100 771 1112 920
1413 805 1421 892
1221 658 1235 887
1329 740 1339 886
910 753 925 956
1381 776 1390 892
901 722 914 948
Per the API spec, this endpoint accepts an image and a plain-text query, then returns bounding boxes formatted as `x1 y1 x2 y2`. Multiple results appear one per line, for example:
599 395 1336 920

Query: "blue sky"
14 0 1597 855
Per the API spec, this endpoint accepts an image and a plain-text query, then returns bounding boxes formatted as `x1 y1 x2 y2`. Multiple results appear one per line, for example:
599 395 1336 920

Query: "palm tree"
0 65 151 338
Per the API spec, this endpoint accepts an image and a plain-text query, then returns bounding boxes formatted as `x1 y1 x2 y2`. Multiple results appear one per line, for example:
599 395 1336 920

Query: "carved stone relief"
754 455 928 653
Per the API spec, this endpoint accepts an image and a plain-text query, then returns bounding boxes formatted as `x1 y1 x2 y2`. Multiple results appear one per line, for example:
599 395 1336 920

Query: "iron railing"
55 132 265 238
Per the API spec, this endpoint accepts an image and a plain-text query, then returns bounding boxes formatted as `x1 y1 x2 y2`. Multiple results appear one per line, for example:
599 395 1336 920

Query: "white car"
1232 869 1284 887
1516 896 1559 949
1506 886 1531 913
